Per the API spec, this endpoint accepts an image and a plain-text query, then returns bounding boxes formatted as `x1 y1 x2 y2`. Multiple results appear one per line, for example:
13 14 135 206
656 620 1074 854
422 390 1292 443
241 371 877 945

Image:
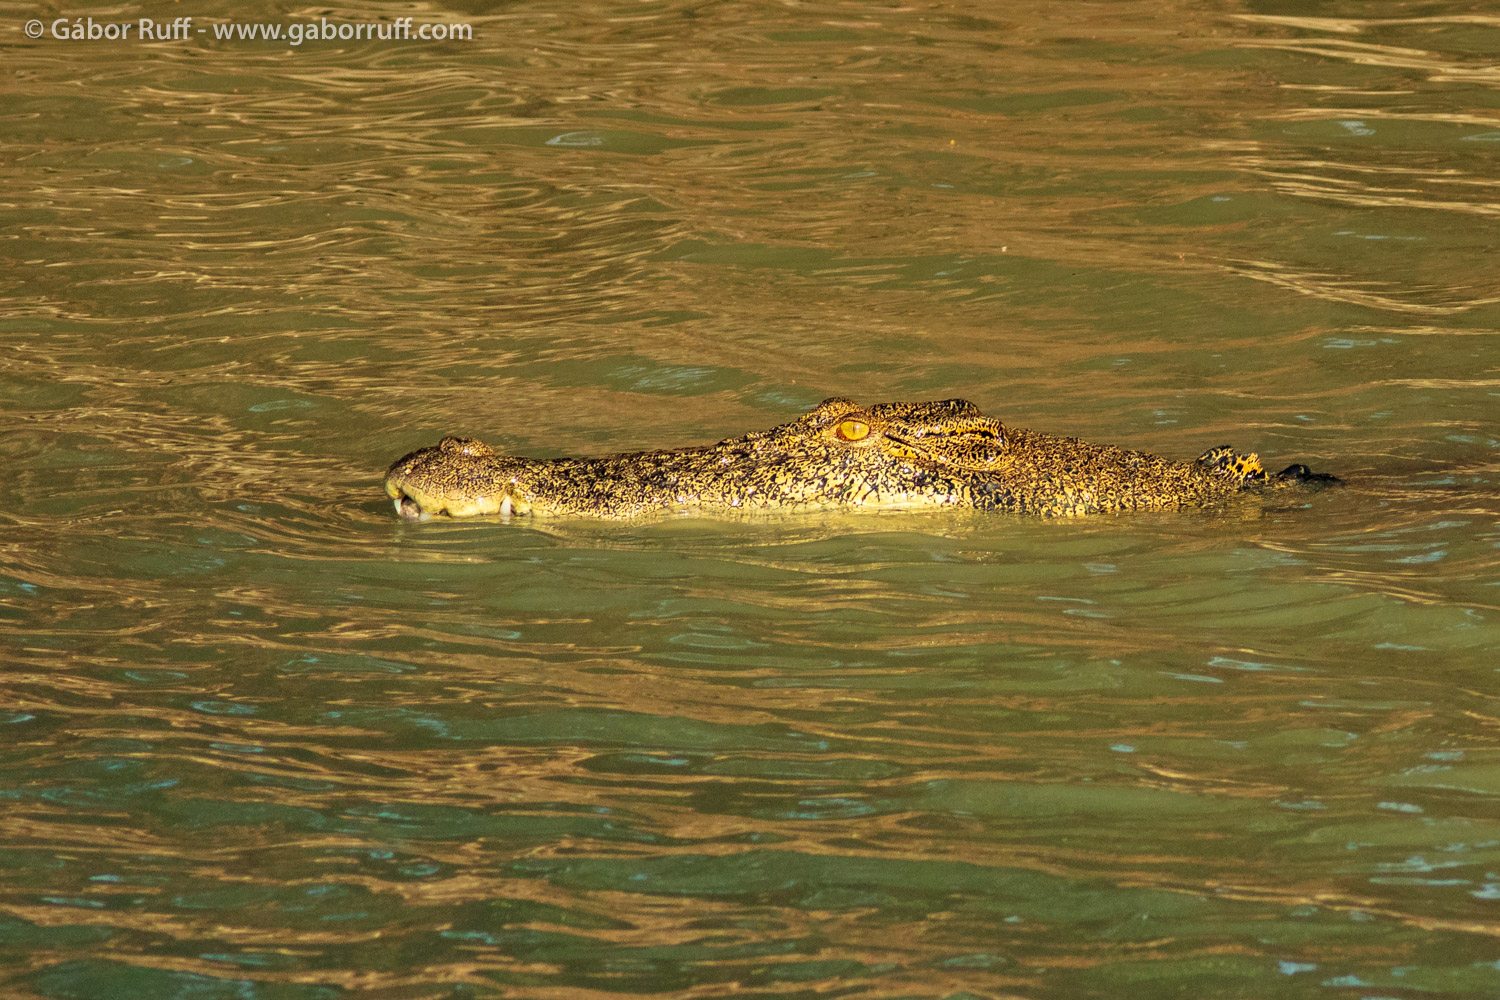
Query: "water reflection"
4 0 1500 996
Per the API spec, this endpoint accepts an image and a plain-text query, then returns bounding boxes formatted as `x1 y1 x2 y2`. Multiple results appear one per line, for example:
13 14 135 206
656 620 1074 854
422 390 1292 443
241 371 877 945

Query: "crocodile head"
383 397 1010 519
383 436 530 520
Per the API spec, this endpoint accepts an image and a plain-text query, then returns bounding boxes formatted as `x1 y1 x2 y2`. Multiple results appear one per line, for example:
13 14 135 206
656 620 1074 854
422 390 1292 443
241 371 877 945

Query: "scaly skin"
383 397 1335 520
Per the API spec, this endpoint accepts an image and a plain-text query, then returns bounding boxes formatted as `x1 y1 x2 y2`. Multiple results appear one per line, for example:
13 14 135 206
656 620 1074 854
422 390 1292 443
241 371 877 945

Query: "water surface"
3 1 1499 998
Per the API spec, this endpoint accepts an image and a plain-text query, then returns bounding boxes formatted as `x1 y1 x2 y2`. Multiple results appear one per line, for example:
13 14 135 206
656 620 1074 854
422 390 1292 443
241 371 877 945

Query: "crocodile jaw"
383 437 536 519
385 483 527 520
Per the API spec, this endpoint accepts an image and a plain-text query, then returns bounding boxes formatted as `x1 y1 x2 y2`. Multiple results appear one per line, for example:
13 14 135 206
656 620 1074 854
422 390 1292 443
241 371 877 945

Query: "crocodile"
383 397 1336 520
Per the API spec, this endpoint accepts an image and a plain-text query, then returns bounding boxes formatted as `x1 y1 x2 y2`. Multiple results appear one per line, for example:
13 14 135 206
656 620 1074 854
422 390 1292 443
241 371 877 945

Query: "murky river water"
3 1 1499 997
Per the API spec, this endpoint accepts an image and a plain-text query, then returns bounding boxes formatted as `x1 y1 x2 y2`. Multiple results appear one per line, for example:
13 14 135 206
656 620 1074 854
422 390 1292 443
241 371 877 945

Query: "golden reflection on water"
1235 15 1500 85
4 0 1500 996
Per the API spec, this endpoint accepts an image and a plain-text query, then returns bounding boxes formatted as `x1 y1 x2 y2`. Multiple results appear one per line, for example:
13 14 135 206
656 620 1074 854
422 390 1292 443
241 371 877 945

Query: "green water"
3 2 1499 998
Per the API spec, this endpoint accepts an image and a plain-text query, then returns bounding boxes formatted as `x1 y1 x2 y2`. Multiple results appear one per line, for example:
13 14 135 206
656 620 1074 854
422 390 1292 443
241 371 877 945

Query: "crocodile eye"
835 419 870 442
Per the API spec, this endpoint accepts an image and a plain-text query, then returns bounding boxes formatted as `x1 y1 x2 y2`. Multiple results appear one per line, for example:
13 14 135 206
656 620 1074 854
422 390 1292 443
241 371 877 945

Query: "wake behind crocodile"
383 397 1336 521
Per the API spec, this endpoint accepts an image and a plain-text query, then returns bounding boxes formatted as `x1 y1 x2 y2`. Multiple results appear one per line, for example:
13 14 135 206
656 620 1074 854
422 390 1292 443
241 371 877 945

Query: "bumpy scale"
384 397 1335 520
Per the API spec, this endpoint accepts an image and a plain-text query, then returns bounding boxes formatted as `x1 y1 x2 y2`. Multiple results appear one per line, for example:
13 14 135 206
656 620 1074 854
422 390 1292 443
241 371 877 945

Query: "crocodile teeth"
498 496 513 516
395 496 427 521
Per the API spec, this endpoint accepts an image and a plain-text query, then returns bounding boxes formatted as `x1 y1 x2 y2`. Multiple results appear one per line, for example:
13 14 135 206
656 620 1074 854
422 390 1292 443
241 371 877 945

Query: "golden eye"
835 419 870 441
